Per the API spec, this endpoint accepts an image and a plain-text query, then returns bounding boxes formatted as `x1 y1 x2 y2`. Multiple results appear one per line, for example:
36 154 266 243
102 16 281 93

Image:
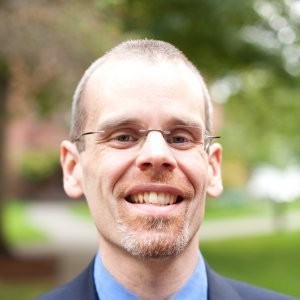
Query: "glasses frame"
73 127 221 152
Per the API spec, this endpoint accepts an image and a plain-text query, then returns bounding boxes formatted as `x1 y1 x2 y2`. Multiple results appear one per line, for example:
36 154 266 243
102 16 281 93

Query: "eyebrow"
167 117 204 129
95 116 205 131
95 117 143 132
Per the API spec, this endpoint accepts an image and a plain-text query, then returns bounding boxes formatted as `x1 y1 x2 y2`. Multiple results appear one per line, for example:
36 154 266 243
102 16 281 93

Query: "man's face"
62 59 222 259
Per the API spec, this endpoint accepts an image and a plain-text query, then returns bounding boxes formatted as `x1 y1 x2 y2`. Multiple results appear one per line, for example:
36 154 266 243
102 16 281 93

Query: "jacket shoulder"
225 277 298 300
35 260 98 300
206 263 297 300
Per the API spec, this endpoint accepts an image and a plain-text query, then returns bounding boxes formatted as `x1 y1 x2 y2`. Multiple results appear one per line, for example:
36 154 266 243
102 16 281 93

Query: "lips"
126 191 183 205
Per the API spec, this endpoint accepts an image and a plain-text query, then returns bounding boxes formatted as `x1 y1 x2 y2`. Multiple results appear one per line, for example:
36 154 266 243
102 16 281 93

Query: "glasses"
73 125 220 152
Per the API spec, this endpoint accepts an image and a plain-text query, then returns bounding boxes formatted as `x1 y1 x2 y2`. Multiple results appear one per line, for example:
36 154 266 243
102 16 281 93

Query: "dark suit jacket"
36 259 297 300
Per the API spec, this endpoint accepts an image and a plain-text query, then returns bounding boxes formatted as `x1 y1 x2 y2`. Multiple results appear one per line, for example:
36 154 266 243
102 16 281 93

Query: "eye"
166 131 194 150
102 128 141 149
167 135 191 144
112 134 138 142
166 126 203 149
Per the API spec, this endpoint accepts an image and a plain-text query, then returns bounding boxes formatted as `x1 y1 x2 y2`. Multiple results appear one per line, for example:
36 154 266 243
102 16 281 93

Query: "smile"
126 192 183 206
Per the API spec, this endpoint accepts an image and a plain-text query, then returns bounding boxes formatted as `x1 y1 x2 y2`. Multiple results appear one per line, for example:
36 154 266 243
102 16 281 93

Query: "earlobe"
60 140 84 198
206 143 223 198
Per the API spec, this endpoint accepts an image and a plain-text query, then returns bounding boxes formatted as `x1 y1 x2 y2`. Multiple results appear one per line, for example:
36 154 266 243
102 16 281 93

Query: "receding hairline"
70 39 213 144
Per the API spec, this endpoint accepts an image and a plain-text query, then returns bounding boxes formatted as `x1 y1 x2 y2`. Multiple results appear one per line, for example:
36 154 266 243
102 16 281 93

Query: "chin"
117 215 189 259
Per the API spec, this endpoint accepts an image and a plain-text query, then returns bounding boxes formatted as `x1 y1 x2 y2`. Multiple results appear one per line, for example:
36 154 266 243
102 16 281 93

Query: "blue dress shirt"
93 251 208 300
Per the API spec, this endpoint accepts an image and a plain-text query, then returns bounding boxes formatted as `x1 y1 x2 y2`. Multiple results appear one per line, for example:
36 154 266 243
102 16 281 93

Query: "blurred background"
0 0 300 299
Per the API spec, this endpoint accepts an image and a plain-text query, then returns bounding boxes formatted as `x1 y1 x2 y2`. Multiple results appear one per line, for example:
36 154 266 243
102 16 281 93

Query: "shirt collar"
94 251 207 300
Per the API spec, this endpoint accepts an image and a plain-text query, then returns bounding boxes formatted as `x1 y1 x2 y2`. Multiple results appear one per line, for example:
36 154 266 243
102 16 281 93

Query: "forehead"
83 58 207 128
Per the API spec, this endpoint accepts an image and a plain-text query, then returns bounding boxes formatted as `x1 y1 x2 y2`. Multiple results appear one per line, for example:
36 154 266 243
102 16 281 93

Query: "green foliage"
223 72 300 166
34 79 64 117
96 0 282 78
0 281 53 300
0 56 8 86
19 151 60 183
202 231 300 298
0 0 298 172
70 201 91 219
206 189 268 219
0 0 123 120
3 200 47 246
95 0 300 170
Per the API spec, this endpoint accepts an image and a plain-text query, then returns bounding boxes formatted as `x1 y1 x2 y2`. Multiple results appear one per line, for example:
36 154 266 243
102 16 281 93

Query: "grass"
201 231 300 298
289 199 300 211
69 200 91 218
205 190 300 220
205 198 268 219
1 199 299 299
3 200 47 246
1 231 299 299
0 281 54 300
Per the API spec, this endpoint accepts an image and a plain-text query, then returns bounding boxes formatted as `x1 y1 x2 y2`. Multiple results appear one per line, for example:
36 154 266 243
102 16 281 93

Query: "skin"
60 58 223 300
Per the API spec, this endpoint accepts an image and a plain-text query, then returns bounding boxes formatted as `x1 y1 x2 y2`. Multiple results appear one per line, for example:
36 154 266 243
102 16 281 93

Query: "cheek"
176 151 209 195
176 152 208 228
103 150 137 193
79 152 127 232
81 149 136 197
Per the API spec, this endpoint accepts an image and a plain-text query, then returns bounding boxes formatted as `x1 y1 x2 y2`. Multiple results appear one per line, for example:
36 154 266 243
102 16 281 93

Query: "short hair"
70 39 213 148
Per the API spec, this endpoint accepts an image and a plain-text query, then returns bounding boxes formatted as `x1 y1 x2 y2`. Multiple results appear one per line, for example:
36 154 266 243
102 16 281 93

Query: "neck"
98 235 200 300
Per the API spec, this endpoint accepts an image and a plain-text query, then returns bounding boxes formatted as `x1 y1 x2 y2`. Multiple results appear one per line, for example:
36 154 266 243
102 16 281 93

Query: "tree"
0 58 9 255
0 0 122 256
97 0 300 170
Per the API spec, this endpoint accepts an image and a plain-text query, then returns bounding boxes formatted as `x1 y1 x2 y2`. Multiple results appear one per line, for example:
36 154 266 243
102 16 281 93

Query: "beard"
116 209 189 259
113 171 200 259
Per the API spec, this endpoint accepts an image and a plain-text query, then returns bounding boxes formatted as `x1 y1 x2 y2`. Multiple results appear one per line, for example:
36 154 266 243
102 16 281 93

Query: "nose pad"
135 131 177 171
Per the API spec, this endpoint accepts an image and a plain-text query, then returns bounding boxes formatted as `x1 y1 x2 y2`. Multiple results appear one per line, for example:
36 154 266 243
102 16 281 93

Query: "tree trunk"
0 58 10 256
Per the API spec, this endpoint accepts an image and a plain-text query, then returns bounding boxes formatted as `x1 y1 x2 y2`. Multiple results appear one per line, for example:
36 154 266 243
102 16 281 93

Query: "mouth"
125 192 184 206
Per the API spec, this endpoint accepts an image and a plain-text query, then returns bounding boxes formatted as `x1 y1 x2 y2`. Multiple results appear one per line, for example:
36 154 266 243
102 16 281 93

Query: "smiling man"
37 40 295 300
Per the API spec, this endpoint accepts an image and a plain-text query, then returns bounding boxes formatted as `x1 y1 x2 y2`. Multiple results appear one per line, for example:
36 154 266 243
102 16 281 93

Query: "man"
37 39 296 300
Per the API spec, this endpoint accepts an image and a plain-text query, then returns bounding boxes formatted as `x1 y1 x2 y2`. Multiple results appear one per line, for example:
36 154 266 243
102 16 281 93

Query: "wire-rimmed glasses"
73 125 220 152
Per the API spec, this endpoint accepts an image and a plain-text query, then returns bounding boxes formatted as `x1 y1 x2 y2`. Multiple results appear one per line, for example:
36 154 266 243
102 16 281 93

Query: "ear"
206 143 223 198
60 140 84 198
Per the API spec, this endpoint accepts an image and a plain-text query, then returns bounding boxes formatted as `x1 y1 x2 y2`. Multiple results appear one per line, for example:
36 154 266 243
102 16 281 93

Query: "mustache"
145 171 175 183
130 168 187 183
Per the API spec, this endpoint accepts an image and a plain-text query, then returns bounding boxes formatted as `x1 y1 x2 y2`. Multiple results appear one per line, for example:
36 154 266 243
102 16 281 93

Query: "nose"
135 131 177 171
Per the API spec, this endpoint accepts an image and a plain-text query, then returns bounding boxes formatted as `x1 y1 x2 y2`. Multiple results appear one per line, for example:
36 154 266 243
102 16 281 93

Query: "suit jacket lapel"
206 264 242 300
68 259 99 300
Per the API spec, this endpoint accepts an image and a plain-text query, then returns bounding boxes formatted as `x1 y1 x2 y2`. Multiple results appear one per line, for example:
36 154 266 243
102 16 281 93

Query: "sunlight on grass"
205 189 300 220
201 231 300 298
69 200 91 219
0 281 54 300
3 200 47 246
1 199 299 298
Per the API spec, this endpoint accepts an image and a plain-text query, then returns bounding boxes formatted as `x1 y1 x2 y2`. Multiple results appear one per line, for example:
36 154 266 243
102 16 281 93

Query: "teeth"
164 193 171 205
170 195 176 204
130 192 178 205
144 192 149 202
138 193 143 203
149 192 158 204
158 193 165 204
